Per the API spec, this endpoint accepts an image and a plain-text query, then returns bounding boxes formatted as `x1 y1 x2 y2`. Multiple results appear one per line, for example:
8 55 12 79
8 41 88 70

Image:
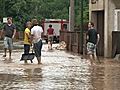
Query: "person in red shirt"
47 24 55 50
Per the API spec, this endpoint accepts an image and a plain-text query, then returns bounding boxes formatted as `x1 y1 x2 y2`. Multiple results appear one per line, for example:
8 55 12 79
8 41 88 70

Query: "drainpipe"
104 0 109 57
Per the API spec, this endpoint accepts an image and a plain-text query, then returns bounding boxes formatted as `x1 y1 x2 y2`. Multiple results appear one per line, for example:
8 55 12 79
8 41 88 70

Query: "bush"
0 22 4 30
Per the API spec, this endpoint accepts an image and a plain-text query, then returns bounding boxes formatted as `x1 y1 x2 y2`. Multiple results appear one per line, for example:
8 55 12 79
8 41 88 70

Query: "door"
97 11 104 56
91 11 104 56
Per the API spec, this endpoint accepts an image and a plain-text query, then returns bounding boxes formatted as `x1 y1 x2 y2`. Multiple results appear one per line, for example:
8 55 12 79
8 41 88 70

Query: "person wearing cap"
31 19 43 64
0 17 16 60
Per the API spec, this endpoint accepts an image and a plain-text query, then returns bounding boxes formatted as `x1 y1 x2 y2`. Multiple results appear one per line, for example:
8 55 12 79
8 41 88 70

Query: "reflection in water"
39 61 92 90
0 74 22 90
90 66 105 90
23 68 43 81
0 68 43 90
104 66 120 90
2 58 13 64
0 48 120 90
0 61 120 90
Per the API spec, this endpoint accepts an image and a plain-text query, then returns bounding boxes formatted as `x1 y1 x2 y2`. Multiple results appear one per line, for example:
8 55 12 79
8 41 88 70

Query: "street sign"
3 17 7 23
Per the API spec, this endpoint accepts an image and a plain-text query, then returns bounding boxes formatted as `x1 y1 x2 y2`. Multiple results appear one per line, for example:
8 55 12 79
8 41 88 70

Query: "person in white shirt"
31 19 43 64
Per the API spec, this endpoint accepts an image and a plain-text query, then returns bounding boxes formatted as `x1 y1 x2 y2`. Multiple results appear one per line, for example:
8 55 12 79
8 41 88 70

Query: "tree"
0 0 89 31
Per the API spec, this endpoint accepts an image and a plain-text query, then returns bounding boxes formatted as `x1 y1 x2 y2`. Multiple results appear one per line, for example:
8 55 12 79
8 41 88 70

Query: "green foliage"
0 0 89 31
75 0 89 25
0 22 4 30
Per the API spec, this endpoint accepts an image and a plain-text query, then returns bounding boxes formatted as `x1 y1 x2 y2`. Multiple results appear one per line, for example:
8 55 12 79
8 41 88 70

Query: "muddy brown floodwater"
0 44 120 90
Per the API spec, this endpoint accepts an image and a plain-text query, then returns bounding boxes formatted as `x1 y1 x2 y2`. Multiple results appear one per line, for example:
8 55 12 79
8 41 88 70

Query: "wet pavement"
0 43 120 90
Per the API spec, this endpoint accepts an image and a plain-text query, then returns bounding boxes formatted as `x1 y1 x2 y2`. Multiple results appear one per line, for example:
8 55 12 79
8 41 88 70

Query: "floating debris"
56 41 66 50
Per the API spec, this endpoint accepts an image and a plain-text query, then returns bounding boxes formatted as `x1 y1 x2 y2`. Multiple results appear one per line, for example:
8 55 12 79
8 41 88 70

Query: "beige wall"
89 0 105 26
105 0 120 57
102 0 118 57
105 0 115 57
89 0 104 11
112 0 120 8
89 0 120 57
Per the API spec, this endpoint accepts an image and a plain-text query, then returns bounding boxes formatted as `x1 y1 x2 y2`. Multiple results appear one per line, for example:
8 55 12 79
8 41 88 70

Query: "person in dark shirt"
0 17 16 59
87 22 100 64
47 24 55 50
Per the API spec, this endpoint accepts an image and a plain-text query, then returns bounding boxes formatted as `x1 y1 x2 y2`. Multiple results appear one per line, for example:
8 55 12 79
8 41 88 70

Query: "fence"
0 30 24 40
60 31 87 54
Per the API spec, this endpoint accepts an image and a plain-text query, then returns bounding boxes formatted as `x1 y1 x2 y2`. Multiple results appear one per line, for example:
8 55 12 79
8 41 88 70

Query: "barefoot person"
47 24 55 50
0 17 16 59
31 19 43 64
23 21 32 63
87 22 100 64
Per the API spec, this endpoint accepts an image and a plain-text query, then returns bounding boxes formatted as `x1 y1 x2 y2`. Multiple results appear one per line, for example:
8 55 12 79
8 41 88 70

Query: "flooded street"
0 43 120 90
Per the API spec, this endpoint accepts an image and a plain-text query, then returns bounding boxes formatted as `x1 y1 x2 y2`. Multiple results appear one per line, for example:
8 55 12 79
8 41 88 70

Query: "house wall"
106 0 120 57
89 0 120 57
89 0 105 34
90 0 104 11
105 0 115 57
89 0 104 21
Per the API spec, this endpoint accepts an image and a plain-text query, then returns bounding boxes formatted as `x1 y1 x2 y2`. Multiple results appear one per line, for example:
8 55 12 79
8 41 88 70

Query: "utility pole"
80 0 84 54
69 0 75 31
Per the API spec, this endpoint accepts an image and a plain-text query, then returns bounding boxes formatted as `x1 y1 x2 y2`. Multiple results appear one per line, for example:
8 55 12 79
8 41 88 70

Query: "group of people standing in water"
0 17 100 65
0 17 56 64
0 17 43 64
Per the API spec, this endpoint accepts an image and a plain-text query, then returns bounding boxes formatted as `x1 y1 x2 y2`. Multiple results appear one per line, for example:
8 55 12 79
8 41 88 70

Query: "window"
114 9 120 31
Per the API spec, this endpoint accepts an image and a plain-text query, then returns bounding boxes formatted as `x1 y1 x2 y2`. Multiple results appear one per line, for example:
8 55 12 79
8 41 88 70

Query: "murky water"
0 43 120 90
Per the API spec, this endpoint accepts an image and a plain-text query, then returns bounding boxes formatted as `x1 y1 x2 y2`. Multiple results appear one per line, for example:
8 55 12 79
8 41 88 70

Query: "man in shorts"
0 17 16 59
47 24 55 50
87 22 100 64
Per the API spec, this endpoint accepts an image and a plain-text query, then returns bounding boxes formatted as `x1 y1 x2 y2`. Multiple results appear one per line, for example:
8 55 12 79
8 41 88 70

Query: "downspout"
104 0 109 57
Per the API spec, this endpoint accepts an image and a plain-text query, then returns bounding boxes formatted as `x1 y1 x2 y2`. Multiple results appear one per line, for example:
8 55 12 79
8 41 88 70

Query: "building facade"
89 0 120 57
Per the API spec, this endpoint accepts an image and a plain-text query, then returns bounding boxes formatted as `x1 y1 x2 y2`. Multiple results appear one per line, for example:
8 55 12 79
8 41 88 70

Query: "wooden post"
80 0 84 55
69 0 75 31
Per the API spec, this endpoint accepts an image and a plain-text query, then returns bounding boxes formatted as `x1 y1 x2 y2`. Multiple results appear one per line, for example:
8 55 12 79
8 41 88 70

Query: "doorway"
91 11 104 56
